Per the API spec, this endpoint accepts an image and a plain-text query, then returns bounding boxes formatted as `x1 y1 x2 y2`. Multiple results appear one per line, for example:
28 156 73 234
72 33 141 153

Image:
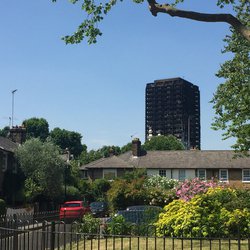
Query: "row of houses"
80 138 250 187
1 131 250 197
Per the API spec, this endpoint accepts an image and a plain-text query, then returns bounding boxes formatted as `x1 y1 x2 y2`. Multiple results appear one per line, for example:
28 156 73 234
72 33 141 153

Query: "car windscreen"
90 202 107 208
62 203 81 208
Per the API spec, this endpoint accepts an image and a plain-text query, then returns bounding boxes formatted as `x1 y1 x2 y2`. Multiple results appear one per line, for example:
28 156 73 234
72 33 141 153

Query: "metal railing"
0 219 249 250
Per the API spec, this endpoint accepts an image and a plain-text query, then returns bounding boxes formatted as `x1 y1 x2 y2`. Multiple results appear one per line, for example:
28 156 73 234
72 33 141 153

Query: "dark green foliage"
211 1 250 155
23 117 49 141
78 180 94 202
0 126 10 137
0 199 6 216
80 145 122 164
91 179 111 201
50 127 84 157
76 214 101 235
107 176 148 211
143 135 185 151
123 168 147 181
120 142 132 153
65 185 82 201
105 215 133 235
80 149 103 165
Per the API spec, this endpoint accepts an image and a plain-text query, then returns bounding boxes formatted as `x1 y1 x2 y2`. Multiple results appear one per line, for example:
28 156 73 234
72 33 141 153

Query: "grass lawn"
62 236 250 250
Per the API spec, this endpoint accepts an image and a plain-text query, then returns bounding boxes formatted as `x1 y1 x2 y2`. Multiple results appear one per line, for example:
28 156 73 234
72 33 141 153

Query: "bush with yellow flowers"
155 187 250 237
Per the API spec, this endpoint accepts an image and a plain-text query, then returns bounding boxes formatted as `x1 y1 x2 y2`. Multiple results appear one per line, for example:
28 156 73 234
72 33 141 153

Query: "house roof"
0 136 18 153
80 155 133 170
80 150 250 170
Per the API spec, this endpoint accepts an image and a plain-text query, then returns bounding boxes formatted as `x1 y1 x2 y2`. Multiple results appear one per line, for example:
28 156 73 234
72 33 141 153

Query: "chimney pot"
132 138 141 157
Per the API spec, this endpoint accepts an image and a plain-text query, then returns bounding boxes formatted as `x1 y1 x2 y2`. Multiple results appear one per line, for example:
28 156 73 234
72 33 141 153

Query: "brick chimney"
132 138 141 157
8 125 26 144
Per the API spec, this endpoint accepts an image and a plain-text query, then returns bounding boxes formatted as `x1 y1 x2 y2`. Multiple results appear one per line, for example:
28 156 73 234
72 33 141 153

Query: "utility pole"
11 89 17 127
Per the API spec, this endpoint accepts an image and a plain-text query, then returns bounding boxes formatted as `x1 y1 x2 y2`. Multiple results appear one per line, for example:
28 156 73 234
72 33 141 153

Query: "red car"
59 201 90 221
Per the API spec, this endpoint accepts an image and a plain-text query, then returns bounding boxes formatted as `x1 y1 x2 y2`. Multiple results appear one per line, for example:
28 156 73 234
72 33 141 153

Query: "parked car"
107 205 162 225
90 201 109 217
59 201 90 221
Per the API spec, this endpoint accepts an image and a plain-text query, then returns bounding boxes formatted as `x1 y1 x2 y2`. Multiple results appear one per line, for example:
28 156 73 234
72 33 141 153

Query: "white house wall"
147 169 171 178
147 169 196 180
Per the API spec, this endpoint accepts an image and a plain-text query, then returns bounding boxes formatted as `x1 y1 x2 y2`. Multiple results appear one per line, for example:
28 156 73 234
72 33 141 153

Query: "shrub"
0 199 6 216
91 179 111 201
65 186 82 200
105 214 133 235
155 187 250 238
107 177 148 211
175 178 222 201
76 213 101 235
144 175 179 190
144 176 179 207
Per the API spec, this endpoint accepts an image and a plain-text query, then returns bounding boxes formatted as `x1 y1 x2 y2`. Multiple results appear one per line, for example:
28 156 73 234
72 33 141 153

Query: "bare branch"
147 0 250 42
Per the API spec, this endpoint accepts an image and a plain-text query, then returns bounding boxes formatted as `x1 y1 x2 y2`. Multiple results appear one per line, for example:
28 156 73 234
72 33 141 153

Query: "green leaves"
60 0 120 44
143 135 185 151
211 1 250 155
15 138 65 201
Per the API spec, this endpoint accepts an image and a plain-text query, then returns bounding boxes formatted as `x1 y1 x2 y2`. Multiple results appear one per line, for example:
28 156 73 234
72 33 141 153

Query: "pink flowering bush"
175 178 223 201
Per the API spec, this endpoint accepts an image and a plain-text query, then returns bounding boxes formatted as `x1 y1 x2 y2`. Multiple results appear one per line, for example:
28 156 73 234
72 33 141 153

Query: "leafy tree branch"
147 0 250 42
52 0 250 44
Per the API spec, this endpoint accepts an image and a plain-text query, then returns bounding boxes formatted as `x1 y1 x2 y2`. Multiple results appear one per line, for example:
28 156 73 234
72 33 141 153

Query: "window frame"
197 169 206 180
178 169 186 181
103 169 117 180
242 169 250 182
219 169 228 182
159 169 166 177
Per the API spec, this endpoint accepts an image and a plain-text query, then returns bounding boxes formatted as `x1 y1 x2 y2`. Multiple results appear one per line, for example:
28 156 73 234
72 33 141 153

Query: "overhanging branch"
147 0 250 42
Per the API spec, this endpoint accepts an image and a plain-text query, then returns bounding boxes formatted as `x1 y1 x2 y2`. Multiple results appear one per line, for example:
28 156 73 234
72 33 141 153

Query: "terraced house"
0 126 26 202
80 138 250 187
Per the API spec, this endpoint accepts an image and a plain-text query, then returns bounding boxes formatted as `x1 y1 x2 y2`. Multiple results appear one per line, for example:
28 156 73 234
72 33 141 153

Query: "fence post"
50 221 56 250
237 225 241 250
41 221 46 250
13 214 18 250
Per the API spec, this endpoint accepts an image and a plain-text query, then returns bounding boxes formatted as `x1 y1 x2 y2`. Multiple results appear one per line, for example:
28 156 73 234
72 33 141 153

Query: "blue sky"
0 0 236 150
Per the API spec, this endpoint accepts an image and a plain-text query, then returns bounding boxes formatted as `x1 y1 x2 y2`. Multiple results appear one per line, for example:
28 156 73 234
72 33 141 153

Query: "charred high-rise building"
145 77 200 149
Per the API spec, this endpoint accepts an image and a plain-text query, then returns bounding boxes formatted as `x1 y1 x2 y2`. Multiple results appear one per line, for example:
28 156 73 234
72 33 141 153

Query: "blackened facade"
145 77 200 149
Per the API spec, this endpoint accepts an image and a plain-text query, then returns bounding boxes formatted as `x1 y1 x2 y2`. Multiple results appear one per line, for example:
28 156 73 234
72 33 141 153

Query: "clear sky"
0 0 236 150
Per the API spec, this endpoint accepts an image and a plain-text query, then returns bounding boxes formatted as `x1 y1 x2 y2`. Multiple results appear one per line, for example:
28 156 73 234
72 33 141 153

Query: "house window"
159 169 166 177
242 169 250 182
219 169 228 182
197 169 206 180
81 170 88 179
103 169 117 180
179 169 186 181
0 152 8 172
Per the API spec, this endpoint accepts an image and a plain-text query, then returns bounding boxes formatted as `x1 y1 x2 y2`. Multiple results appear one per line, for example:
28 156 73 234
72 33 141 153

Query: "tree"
49 127 84 157
15 138 65 201
51 0 250 44
211 2 250 155
22 117 49 141
79 145 122 164
0 126 10 137
120 142 132 153
143 135 184 150
90 178 111 201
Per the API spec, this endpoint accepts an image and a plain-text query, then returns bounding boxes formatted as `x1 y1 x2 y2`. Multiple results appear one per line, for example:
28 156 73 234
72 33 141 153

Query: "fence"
0 218 249 250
